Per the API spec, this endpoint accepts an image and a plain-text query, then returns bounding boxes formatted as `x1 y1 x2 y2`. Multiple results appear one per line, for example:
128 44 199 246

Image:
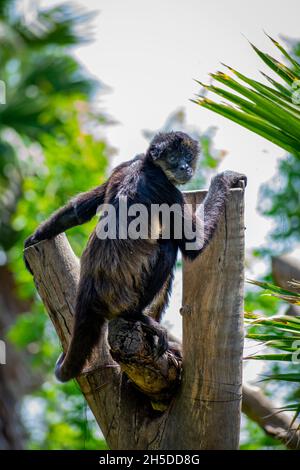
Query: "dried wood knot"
180 305 192 316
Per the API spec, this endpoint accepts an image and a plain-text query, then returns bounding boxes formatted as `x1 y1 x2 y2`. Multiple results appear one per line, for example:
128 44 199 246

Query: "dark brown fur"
25 131 246 381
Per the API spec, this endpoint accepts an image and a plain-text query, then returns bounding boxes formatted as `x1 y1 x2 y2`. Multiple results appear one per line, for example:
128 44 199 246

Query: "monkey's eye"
168 155 177 165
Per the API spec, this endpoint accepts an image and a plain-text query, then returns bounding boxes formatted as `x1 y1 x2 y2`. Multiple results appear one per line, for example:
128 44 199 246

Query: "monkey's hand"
140 315 168 359
24 230 44 249
23 232 43 274
54 352 70 382
215 170 247 189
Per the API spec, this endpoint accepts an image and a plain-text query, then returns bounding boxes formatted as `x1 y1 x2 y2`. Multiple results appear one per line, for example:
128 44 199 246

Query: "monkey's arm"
24 182 107 248
179 171 246 261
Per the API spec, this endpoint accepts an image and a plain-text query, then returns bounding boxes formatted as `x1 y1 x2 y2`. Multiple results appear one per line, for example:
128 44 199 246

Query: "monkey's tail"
55 312 105 382
55 276 106 382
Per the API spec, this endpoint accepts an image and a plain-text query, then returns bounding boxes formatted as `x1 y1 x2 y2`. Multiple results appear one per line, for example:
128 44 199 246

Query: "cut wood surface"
24 188 245 450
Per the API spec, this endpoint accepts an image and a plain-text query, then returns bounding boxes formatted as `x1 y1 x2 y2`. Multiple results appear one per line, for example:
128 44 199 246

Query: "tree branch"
272 252 300 316
242 383 300 449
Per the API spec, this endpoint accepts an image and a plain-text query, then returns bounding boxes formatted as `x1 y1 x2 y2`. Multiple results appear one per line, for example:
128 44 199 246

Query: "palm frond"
193 33 300 157
244 280 300 427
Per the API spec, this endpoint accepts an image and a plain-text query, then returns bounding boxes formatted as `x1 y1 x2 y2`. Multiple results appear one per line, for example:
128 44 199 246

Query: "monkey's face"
147 131 199 185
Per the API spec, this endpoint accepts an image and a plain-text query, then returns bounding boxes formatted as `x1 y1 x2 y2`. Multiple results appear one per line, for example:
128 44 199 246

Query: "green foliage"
245 281 300 425
193 34 300 156
0 0 105 252
24 381 108 450
0 0 109 450
245 288 282 316
259 153 300 250
240 418 285 450
247 279 300 301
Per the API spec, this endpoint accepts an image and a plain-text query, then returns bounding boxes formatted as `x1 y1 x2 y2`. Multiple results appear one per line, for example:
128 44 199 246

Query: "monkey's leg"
55 278 106 382
143 272 174 322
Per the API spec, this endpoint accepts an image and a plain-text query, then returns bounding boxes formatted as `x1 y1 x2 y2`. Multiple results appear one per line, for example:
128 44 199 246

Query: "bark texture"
23 188 245 450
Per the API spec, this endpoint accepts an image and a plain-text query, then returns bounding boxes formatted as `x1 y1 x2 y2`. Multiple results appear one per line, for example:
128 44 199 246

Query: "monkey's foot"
113 314 169 360
140 321 168 359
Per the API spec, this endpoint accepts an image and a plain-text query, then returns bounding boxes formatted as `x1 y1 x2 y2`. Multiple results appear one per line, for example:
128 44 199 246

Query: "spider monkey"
24 131 246 382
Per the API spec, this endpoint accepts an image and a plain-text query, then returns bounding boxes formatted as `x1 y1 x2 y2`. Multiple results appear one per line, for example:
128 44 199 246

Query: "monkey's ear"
174 133 184 143
149 141 168 161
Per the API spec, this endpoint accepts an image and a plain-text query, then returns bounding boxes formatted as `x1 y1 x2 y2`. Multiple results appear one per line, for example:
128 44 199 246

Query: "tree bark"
24 188 245 450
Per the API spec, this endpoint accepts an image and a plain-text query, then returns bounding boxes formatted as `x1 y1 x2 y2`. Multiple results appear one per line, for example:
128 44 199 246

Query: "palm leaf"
261 373 300 382
194 98 300 155
265 33 300 73
194 33 300 157
244 278 300 430
247 279 300 299
244 353 294 361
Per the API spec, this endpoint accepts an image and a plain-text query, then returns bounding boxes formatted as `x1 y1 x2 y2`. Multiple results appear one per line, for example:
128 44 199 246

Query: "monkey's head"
147 131 199 185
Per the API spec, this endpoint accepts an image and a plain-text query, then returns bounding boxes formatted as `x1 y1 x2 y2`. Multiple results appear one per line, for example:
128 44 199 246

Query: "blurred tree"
0 0 103 252
259 150 300 253
0 0 109 449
